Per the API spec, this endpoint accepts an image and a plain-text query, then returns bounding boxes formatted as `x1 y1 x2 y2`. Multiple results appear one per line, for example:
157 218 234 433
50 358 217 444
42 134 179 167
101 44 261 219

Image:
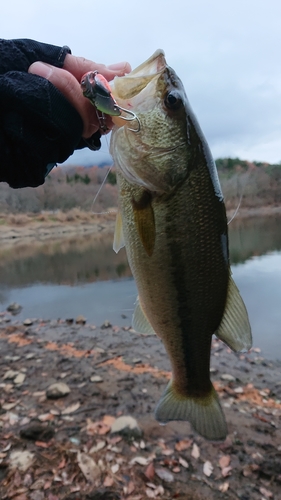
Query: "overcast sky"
1 0 281 164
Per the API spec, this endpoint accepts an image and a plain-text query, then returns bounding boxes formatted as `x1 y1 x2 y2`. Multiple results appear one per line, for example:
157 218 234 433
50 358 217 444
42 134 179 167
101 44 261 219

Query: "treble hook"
117 105 141 133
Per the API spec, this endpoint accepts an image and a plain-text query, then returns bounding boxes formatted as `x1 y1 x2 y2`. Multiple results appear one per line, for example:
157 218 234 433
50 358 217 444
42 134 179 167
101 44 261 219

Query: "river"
0 216 281 360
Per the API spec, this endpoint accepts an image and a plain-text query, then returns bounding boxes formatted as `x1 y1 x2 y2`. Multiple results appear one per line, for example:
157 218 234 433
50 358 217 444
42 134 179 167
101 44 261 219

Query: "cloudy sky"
1 0 281 164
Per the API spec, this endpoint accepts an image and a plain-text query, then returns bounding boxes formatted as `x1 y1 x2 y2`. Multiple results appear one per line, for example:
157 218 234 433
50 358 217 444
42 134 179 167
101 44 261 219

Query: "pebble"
111 415 142 439
101 320 112 329
3 370 19 380
90 375 103 383
14 373 26 385
76 315 86 325
221 373 236 382
46 382 70 399
7 302 22 315
23 318 33 326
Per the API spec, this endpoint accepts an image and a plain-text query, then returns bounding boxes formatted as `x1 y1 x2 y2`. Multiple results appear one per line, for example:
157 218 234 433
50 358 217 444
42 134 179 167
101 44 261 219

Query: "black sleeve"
0 39 100 188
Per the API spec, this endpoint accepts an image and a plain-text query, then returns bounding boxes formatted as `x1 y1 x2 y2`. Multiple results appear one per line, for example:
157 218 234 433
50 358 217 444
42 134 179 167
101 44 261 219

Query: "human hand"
28 54 131 138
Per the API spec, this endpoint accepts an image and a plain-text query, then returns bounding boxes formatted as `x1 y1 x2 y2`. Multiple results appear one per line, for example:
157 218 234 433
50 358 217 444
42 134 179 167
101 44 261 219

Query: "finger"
28 61 107 137
63 53 131 82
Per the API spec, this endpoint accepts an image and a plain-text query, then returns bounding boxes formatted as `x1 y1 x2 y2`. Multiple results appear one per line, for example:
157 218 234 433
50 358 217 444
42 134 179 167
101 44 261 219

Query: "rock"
90 375 103 383
20 423 55 441
111 416 142 439
76 315 86 325
221 373 236 382
7 302 22 315
23 318 33 326
101 320 112 329
3 370 19 380
46 382 70 399
14 373 26 385
66 318 74 325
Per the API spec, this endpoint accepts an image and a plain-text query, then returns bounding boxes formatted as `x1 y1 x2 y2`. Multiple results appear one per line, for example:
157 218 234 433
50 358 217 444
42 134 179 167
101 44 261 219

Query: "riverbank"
0 316 280 499
0 205 281 244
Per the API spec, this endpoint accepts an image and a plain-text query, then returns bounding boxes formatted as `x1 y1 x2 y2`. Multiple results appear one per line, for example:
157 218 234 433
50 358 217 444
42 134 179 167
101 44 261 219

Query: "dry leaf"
259 487 273 498
219 455 231 469
175 439 192 451
191 443 200 459
145 461 155 480
9 450 34 472
155 466 174 482
219 482 229 492
89 441 106 454
203 460 213 477
103 475 114 487
145 489 156 498
222 466 232 477
38 413 54 422
77 451 101 483
2 400 21 411
61 402 80 415
111 463 119 474
130 456 151 465
178 457 189 468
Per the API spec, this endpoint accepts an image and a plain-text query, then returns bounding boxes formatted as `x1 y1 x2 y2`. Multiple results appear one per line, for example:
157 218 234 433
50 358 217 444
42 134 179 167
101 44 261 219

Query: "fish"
109 50 252 441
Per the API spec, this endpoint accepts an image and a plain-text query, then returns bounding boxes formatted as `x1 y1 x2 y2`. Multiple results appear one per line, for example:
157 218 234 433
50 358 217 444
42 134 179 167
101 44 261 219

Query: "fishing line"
90 133 117 215
227 173 246 225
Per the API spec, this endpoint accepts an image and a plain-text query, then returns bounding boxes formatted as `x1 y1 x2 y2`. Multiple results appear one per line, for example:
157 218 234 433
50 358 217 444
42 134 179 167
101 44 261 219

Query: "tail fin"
155 380 227 441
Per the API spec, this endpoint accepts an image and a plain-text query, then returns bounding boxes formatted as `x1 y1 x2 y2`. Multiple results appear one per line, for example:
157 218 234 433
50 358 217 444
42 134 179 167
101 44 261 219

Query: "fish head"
110 50 192 193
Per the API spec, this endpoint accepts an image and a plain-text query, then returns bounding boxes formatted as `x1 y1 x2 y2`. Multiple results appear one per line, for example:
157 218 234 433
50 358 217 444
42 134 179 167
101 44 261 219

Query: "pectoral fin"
132 191 155 257
132 296 156 336
113 209 125 254
216 275 252 352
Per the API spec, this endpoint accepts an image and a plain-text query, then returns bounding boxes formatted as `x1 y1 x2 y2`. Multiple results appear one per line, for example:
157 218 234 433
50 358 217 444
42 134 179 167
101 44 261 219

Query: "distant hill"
0 158 280 214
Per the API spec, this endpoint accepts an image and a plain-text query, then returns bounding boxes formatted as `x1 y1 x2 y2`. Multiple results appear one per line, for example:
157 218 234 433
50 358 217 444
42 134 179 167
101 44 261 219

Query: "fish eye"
164 91 182 110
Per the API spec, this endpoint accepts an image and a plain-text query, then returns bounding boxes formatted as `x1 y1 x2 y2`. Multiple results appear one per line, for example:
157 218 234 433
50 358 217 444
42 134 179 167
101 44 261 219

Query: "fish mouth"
110 50 167 102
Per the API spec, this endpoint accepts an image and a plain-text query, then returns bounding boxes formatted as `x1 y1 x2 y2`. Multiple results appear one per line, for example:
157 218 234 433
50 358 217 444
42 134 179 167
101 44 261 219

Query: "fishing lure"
81 71 140 132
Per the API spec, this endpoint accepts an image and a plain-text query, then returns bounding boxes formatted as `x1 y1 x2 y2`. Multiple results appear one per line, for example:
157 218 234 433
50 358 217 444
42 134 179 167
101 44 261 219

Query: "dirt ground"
0 313 280 500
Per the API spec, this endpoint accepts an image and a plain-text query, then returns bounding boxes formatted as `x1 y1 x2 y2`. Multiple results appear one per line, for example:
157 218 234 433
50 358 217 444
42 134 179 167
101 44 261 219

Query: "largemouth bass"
109 50 252 441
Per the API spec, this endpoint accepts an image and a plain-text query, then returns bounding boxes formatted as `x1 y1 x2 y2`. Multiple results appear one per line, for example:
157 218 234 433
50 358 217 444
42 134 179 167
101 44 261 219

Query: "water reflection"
0 233 130 286
0 216 280 286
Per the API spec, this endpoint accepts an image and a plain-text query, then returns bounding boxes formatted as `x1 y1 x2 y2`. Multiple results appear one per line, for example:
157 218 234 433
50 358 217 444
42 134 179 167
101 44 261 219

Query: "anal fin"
216 275 252 352
132 296 156 336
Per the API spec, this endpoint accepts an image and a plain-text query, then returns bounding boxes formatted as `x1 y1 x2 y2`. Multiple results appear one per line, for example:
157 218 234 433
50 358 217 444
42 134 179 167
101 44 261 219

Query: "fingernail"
107 62 130 72
28 61 53 79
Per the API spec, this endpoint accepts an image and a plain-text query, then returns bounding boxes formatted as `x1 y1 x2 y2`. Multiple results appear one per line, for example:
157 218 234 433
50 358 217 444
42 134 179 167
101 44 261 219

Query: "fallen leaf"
103 476 114 487
219 482 229 493
145 489 156 498
2 400 21 410
222 466 232 477
130 456 151 466
35 441 51 448
38 413 54 422
203 461 213 477
77 451 101 483
111 463 119 474
61 402 80 414
175 439 192 451
9 450 34 472
219 455 231 469
89 441 106 454
259 487 273 498
178 457 189 468
144 461 155 480
155 466 174 483
191 443 200 459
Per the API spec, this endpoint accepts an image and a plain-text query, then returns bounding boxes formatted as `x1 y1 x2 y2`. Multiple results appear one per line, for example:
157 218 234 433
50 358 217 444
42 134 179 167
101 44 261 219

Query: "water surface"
0 216 281 360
